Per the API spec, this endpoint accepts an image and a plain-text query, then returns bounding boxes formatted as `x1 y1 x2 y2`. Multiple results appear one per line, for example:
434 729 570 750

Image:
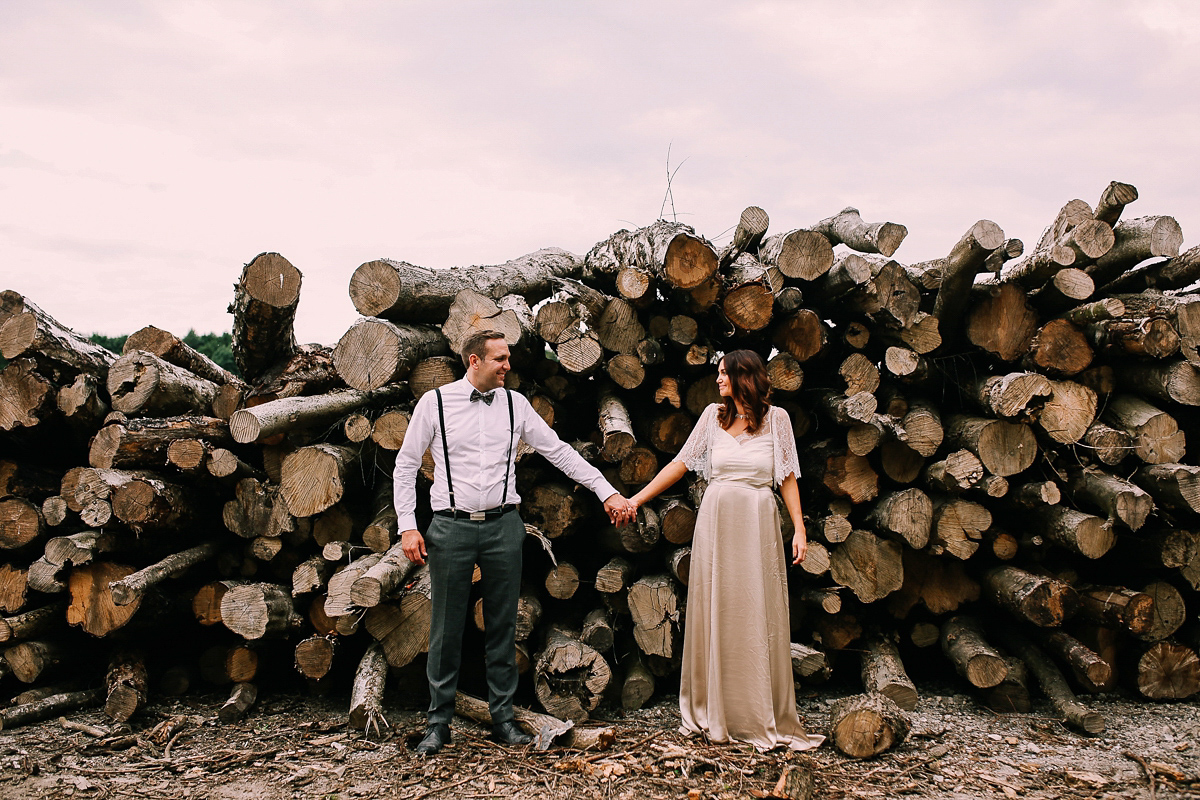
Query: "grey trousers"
423 509 524 725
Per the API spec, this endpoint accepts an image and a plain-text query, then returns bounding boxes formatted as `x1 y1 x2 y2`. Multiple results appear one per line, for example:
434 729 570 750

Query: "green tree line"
89 331 240 378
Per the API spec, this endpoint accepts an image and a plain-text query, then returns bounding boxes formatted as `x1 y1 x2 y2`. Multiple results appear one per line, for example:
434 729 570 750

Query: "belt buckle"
469 511 487 522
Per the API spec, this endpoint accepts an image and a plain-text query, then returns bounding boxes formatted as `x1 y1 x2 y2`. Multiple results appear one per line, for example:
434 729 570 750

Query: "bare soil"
1 683 1197 799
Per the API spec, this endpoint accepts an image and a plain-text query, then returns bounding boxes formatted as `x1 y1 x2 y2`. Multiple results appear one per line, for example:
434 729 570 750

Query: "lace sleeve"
672 404 718 481
771 405 801 487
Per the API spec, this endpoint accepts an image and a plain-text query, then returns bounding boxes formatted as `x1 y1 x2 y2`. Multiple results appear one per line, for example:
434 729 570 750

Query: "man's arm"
517 396 631 520
395 393 438 564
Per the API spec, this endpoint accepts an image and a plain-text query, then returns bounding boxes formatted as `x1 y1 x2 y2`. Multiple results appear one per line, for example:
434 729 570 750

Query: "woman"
629 349 823 751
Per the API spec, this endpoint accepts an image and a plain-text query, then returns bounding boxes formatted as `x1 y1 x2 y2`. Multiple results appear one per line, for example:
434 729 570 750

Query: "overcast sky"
3 1 1198 345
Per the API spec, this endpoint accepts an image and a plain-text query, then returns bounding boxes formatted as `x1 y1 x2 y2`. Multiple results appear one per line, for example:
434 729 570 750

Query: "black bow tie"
470 389 495 405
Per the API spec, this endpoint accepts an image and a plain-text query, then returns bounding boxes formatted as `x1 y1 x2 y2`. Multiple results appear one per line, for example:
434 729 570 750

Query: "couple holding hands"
394 331 823 755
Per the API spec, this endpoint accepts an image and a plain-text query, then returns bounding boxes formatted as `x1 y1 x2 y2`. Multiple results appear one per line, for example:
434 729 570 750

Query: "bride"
629 349 823 751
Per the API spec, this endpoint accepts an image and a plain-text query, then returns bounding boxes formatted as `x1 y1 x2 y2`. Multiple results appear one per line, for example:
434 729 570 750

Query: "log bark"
1032 504 1116 559
812 207 907 257
1076 585 1156 638
827 692 910 758
0 292 115 376
1103 395 1186 465
230 252 301 382
983 657 1031 714
0 688 104 731
218 682 258 724
923 451 984 494
620 652 656 712
0 600 67 643
1068 467 1153 531
1116 360 1200 407
348 642 390 736
89 415 232 469
362 567 433 667
932 219 1005 346
1038 630 1113 692
229 385 406 444
597 388 635 462
123 325 241 386
860 633 917 710
941 615 1008 688
983 565 1077 627
586 221 719 290
111 474 203 532
995 629 1104 734
109 543 219 606
1087 215 1185 288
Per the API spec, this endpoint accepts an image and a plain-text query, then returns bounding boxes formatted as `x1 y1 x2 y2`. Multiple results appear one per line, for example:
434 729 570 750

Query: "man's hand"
604 494 636 526
401 529 427 565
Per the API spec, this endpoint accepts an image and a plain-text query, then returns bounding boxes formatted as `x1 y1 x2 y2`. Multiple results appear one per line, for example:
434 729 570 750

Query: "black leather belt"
434 504 517 522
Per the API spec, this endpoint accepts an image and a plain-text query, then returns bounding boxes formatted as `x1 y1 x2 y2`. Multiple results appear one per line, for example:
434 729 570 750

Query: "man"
396 330 634 755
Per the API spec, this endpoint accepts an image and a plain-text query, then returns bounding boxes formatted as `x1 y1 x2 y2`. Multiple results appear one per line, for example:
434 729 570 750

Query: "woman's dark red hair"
717 349 771 433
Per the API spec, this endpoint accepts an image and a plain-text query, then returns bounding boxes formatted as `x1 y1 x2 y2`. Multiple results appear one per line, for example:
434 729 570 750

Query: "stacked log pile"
3 186 1200 752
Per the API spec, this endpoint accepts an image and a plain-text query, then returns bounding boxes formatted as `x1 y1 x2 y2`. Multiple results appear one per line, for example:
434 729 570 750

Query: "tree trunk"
218 682 258 724
348 642 390 736
995 629 1104 734
0 688 104 731
1037 379 1098 445
594 557 635 594
967 284 1041 361
866 488 932 549
860 633 917 710
1102 395 1186 465
454 691 615 751
123 325 241 386
830 530 903 603
932 219 1005 346
111 475 203 532
0 292 116 377
1068 467 1153 531
772 309 829 362
294 636 335 680
228 252 302 381
279 443 360 517
620 652 656 712
1038 630 1113 692
534 626 613 722
104 651 148 722
922 451 984 494
544 562 580 600
628 574 680 659
940 615 1008 688
983 565 1078 628
522 483 591 539
89 415 232 470
1134 463 1200 513
110 542 219 606
0 600 67 643
1135 640 1200 700
1076 585 1156 638
229 385 406 444
1087 215 1185 288
597 388 635 462
332 317 449 391
1116 360 1200 407
1138 581 1186 643
1082 420 1133 466
983 657 1031 714
812 207 907 257
827 692 910 758
946 415 1037 477
220 582 302 639
362 567 433 667
757 229 834 281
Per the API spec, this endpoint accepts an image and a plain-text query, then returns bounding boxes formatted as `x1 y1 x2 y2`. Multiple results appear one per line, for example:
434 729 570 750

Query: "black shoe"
491 720 533 746
414 723 451 755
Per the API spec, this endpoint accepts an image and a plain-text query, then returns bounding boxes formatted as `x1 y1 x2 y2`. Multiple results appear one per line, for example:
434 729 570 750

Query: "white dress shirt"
393 378 618 532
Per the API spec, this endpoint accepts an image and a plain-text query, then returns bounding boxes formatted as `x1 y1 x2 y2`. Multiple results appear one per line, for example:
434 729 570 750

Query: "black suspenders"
434 387 514 515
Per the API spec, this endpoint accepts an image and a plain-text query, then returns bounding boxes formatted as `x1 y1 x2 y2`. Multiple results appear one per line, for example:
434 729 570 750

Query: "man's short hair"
461 330 507 368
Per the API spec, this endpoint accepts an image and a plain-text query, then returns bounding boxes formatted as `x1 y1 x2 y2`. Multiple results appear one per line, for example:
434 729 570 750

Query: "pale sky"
3 1 1199 345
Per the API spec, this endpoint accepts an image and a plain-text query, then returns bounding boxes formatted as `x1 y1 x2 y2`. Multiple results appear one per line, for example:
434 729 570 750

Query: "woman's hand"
791 522 807 565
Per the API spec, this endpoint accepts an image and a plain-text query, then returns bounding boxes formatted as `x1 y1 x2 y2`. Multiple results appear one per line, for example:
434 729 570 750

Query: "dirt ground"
2 680 1198 800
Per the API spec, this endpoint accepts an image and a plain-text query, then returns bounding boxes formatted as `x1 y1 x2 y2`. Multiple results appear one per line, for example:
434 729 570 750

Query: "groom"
395 330 634 754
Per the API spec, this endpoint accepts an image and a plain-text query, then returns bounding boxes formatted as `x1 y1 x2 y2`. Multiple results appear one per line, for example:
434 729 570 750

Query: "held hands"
401 529 427 565
604 494 637 526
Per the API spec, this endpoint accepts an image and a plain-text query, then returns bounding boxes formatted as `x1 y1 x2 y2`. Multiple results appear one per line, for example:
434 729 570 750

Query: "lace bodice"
673 404 800 488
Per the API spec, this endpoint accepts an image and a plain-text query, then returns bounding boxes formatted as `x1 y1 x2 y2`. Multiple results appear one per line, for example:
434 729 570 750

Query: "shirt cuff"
398 514 419 533
593 479 619 504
